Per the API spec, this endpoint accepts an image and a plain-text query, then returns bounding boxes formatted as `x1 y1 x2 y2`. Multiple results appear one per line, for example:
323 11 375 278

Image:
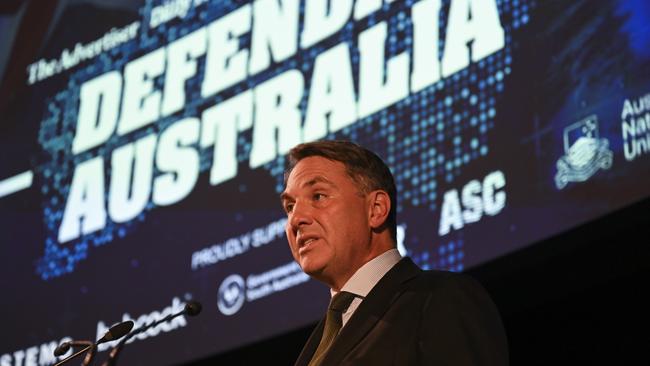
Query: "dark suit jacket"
294 257 508 365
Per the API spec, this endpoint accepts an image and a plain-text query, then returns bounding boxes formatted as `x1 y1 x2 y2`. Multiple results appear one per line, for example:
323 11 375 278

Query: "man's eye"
285 203 294 213
314 193 325 200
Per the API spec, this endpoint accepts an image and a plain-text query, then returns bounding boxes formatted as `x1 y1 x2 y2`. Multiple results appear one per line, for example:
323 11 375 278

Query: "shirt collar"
330 248 402 298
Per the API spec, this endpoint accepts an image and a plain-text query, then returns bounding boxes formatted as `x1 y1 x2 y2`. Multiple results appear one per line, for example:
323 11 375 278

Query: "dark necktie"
308 291 356 366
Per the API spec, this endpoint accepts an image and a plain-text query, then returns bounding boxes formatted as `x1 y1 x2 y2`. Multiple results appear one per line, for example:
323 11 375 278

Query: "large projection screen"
1 0 649 364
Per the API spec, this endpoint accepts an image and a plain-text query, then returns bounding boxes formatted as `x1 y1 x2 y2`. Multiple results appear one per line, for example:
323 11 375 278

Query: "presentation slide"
1 0 648 364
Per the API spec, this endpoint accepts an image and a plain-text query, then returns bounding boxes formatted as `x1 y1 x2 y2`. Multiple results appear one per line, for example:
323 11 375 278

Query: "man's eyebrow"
303 176 335 188
280 176 335 203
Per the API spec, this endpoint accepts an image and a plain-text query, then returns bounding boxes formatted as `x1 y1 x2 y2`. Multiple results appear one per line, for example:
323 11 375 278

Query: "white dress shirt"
331 248 402 328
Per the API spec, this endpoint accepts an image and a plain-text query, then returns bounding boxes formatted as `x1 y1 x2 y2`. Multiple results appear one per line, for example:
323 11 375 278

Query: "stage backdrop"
1 0 649 364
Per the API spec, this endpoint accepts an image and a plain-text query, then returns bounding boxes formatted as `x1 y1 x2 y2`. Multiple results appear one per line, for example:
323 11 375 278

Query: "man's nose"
289 201 312 230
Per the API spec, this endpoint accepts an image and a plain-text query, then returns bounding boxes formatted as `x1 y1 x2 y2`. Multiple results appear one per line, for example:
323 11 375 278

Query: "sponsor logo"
216 261 309 316
217 274 246 316
555 115 612 189
439 170 506 235
621 92 650 162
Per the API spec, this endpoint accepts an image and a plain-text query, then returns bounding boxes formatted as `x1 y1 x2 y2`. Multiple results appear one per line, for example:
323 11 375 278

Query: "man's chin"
299 259 326 278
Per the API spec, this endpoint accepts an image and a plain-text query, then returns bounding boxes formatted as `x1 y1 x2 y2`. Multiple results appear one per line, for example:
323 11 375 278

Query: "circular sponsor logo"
217 274 246 316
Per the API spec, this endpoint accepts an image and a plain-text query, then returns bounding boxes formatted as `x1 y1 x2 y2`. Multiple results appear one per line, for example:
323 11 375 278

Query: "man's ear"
368 190 391 229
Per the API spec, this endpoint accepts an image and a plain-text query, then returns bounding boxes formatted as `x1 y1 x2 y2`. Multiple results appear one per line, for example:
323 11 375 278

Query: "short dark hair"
285 140 397 242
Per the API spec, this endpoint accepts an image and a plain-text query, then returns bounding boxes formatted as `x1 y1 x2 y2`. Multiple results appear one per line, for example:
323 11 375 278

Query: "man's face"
281 156 374 289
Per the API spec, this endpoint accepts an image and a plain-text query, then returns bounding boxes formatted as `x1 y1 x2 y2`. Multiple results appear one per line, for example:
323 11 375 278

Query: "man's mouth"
303 238 316 246
298 237 319 254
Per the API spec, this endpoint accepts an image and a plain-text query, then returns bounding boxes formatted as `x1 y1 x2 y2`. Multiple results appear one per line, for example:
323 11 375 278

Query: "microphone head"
184 301 202 316
53 342 71 357
98 320 134 344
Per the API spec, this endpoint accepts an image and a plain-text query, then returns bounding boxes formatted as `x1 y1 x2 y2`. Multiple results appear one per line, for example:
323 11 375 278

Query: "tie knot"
329 291 356 313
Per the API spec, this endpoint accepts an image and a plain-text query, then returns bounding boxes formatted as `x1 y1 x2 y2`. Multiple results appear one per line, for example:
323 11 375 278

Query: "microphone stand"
54 341 96 366
53 341 96 366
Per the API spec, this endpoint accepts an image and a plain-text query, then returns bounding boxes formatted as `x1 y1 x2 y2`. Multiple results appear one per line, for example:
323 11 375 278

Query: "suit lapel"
320 258 421 365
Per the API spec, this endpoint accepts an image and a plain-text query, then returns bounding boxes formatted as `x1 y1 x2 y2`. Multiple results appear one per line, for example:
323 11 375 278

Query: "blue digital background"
1 0 649 364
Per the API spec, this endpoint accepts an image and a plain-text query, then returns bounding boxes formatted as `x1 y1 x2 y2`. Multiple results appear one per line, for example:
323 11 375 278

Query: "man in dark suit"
281 140 508 365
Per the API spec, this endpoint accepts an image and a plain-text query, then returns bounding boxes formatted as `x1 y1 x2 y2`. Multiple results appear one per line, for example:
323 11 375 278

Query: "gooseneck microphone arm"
102 300 202 366
53 320 134 366
53 341 93 366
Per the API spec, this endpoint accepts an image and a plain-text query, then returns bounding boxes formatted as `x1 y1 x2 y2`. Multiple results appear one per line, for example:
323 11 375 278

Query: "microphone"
54 340 91 357
102 300 202 366
53 321 134 366
97 320 135 343
184 300 202 316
